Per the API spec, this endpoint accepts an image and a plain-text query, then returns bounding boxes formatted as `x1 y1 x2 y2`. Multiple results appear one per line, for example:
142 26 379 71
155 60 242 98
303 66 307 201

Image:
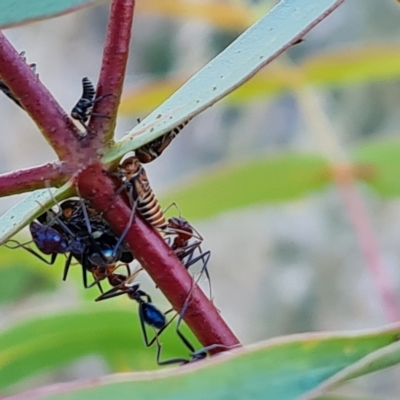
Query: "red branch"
89 0 135 146
0 33 80 160
77 163 240 352
337 179 400 321
0 162 70 196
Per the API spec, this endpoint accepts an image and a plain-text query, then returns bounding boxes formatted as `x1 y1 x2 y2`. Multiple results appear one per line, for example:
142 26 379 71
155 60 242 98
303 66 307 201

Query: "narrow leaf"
302 340 400 400
0 0 108 29
160 155 330 220
120 45 400 115
0 184 73 244
105 0 344 164
303 44 400 86
136 0 255 32
0 307 186 391
7 324 400 400
353 140 400 197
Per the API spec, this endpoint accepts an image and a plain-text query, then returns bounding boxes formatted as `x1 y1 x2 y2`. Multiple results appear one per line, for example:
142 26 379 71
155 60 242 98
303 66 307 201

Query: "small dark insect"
96 271 168 347
0 51 37 108
135 119 191 163
117 157 168 231
9 197 134 291
70 77 110 131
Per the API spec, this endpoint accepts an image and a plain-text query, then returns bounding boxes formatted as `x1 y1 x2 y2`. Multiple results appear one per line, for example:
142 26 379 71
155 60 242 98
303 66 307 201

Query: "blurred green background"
2 0 400 397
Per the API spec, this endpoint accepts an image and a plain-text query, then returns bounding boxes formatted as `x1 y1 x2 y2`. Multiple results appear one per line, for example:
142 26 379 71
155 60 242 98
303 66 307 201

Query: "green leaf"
9 325 400 400
136 0 257 32
105 0 344 164
0 184 73 244
353 140 400 197
303 44 400 87
0 0 108 29
0 306 193 391
302 340 400 399
0 245 58 304
160 154 330 220
121 44 400 115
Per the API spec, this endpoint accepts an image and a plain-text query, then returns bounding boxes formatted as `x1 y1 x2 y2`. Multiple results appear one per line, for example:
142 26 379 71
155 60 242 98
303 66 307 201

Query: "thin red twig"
89 0 135 146
0 162 70 197
337 178 400 322
77 163 241 352
0 33 81 160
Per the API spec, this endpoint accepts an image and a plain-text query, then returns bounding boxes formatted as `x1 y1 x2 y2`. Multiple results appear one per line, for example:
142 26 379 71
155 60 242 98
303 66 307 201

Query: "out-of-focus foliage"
161 154 330 220
8 326 400 400
0 0 108 29
121 45 400 114
0 307 194 392
0 246 57 304
136 0 261 32
3 0 400 398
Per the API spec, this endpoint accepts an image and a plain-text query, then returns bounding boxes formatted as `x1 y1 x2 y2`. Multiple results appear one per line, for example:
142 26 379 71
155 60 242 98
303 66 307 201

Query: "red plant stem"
0 162 70 197
0 33 81 160
89 0 135 146
337 179 400 322
77 163 241 353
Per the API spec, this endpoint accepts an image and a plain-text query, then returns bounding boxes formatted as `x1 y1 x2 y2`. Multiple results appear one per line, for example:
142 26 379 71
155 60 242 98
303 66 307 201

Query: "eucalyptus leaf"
105 0 344 164
0 0 109 29
7 324 400 400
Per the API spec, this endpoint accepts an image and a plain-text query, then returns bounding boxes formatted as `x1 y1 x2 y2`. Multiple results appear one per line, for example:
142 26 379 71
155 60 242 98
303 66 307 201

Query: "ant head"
88 242 117 267
168 217 193 242
59 199 81 220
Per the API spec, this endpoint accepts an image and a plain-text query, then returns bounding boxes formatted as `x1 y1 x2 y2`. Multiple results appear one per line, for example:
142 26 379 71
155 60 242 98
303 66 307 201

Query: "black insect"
95 271 168 347
71 77 110 131
0 51 37 108
10 197 134 291
135 119 191 164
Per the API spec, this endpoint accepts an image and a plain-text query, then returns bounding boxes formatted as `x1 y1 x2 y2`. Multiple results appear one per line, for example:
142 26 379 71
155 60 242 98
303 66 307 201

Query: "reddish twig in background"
78 164 240 351
336 173 400 322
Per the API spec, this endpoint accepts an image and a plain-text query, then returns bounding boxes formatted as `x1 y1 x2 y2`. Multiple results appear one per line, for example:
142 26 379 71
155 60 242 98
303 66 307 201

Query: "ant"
95 270 168 347
7 197 134 291
71 77 111 131
163 206 212 298
95 269 219 365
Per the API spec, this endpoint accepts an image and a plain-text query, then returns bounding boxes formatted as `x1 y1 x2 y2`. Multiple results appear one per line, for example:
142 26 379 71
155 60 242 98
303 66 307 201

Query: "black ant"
7 197 134 291
71 77 110 131
95 270 168 347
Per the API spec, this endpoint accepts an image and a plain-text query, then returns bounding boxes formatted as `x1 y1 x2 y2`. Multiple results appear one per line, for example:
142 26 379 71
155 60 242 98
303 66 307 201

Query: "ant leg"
5 240 59 265
111 197 137 261
185 249 212 299
62 253 74 281
155 335 190 366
